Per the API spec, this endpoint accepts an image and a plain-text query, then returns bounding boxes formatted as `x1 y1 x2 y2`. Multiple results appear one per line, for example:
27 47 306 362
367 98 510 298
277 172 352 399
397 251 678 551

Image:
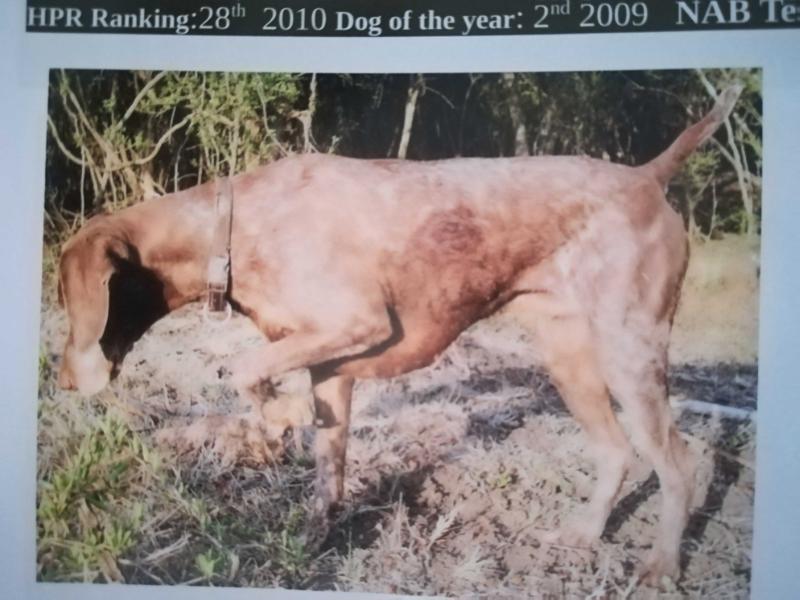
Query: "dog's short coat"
56 85 742 583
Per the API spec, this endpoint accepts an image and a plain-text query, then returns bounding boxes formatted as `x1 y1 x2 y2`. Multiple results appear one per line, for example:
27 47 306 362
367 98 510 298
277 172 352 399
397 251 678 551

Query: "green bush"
37 415 157 582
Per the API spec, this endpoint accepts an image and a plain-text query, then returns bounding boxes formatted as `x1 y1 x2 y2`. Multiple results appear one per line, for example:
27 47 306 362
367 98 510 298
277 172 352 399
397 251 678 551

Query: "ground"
36 236 759 598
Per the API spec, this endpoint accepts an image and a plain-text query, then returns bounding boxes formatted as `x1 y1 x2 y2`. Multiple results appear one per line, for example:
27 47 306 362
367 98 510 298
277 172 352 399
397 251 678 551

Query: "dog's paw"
639 550 680 588
154 413 284 467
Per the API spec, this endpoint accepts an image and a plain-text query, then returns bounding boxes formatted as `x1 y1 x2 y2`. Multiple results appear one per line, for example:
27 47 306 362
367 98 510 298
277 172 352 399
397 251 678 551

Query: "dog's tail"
641 84 743 186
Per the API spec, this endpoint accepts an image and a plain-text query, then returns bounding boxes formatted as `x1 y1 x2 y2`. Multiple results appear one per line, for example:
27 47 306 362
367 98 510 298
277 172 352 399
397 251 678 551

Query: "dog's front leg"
230 316 390 397
309 372 353 522
229 310 391 533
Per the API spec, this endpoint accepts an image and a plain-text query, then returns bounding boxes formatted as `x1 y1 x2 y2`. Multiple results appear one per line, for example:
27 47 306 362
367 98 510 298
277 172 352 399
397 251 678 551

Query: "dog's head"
57 215 168 394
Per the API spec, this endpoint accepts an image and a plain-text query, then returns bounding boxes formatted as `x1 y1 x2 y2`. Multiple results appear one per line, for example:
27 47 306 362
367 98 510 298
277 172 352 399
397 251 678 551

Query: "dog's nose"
58 367 76 391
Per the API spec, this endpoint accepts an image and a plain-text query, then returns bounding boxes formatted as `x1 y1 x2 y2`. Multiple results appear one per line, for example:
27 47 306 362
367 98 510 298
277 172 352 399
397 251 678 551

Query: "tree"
46 70 302 223
397 75 423 159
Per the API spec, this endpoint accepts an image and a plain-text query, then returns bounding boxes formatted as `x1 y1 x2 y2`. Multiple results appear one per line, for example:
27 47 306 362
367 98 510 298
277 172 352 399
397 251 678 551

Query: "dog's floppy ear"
59 224 131 350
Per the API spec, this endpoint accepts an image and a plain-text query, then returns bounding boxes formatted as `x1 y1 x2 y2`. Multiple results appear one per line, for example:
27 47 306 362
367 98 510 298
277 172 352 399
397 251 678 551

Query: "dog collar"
206 176 233 318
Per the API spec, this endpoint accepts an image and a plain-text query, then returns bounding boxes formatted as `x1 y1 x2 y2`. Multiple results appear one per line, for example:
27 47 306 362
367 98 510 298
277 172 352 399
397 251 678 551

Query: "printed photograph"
38 68 760 597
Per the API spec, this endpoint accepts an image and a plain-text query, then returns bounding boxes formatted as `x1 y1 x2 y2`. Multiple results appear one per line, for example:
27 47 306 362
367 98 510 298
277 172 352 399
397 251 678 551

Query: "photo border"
3 5 799 596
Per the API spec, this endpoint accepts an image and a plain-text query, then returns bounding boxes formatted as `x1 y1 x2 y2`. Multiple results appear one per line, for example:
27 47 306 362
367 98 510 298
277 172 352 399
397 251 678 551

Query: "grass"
37 414 151 581
36 362 328 586
36 333 756 595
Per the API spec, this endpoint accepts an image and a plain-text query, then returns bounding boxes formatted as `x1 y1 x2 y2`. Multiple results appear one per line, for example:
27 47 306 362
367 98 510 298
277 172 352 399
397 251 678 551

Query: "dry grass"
37 235 758 596
671 235 760 364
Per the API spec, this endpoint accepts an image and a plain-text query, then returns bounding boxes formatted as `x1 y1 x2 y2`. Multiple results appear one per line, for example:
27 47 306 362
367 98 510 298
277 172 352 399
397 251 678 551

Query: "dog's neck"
118 186 218 310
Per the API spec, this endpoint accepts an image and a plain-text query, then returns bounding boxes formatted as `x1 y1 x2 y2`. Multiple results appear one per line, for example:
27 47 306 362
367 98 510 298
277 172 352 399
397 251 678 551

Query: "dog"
55 85 742 584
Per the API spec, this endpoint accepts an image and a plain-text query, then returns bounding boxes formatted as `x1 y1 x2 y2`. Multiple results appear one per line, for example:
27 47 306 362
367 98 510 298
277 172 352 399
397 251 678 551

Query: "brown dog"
56 85 742 583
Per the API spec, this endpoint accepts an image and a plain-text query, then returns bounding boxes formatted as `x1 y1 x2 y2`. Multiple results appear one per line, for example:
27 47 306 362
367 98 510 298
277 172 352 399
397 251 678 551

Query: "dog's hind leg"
507 295 633 547
587 209 693 585
595 315 695 585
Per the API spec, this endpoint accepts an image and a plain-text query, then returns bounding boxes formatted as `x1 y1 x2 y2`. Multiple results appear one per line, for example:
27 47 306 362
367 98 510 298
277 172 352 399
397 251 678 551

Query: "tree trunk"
503 73 529 156
397 75 422 159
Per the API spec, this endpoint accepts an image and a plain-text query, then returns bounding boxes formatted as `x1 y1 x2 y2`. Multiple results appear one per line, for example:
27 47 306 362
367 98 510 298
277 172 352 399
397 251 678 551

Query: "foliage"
142 72 302 178
37 414 155 581
45 69 303 224
35 330 326 587
35 378 326 586
45 68 761 242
